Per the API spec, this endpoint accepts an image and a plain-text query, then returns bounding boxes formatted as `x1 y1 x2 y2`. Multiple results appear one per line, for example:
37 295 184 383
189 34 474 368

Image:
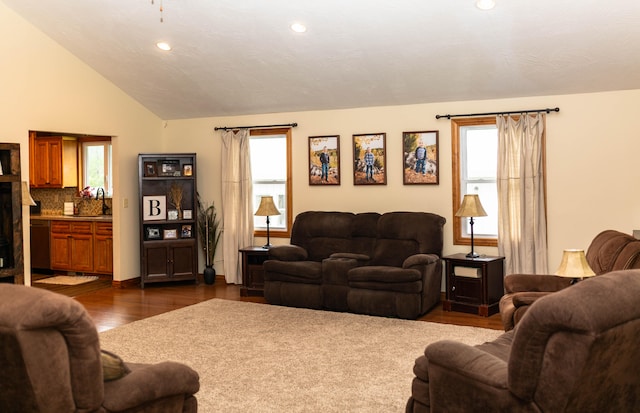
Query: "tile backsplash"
31 187 112 216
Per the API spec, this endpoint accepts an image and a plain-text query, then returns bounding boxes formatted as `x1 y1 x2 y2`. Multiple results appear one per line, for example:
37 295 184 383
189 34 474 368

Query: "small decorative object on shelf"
138 153 197 288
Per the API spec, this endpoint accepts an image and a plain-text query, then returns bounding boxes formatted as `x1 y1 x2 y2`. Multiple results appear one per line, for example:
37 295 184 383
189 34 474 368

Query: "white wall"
1 2 164 283
166 89 640 275
5 1 640 284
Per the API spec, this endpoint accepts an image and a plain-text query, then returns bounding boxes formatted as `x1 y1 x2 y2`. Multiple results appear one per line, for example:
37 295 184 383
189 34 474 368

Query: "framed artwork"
308 135 340 185
353 133 386 185
144 161 157 177
181 224 192 238
167 209 179 220
183 209 193 219
158 159 181 176
402 130 439 185
142 195 166 221
182 164 193 176
163 229 178 239
145 226 161 240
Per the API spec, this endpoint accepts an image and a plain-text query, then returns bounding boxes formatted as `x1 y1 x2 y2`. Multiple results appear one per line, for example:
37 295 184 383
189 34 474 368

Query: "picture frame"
163 229 178 239
167 209 179 220
144 161 157 177
353 133 386 185
181 224 192 238
145 226 161 240
182 164 193 176
402 130 439 185
158 159 180 176
308 135 340 185
183 209 193 219
142 195 166 221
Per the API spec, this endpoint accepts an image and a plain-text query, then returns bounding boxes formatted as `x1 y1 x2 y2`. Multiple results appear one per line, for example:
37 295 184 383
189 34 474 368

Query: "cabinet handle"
451 286 456 291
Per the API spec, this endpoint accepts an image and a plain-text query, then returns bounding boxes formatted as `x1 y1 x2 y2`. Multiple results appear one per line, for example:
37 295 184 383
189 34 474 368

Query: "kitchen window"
81 140 112 196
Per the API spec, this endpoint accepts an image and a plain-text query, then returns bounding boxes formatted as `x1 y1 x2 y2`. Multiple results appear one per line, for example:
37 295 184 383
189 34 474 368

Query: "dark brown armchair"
0 284 200 412
407 270 640 413
499 229 640 331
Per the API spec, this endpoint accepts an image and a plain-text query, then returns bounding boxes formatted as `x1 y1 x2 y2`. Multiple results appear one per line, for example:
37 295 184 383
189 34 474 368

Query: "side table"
442 253 505 317
239 246 269 297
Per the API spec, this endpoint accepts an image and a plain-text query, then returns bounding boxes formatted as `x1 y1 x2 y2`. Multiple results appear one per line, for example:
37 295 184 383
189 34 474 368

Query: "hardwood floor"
60 277 505 332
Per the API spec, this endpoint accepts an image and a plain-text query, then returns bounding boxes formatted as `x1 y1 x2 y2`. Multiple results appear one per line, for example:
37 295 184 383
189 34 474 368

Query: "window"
249 128 292 237
452 117 498 247
81 140 112 196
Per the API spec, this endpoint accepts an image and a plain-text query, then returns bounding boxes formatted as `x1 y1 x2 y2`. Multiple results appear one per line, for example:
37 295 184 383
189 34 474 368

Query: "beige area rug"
99 299 502 413
33 275 99 285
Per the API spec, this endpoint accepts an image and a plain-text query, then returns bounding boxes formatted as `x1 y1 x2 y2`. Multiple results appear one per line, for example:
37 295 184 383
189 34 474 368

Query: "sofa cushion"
263 260 322 283
349 266 422 293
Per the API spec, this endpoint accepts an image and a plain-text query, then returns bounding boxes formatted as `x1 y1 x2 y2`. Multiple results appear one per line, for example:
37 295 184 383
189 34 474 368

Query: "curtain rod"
435 107 559 120
214 122 298 131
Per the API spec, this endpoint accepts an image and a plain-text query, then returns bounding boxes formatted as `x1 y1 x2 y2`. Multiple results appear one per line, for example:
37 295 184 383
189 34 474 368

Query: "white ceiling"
4 0 640 120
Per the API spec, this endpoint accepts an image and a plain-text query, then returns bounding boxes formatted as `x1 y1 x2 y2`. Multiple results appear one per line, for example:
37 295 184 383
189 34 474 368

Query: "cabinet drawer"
51 221 93 234
94 222 113 235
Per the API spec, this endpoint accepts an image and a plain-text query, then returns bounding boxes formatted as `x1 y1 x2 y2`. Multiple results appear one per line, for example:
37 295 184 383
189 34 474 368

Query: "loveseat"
406 270 640 412
263 211 446 319
499 229 640 331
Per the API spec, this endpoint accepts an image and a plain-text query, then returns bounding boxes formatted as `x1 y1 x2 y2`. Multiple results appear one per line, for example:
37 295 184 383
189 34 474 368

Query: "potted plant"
197 193 222 285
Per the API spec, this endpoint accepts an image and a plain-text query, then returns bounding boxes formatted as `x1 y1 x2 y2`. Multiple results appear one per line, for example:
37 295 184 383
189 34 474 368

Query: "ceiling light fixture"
156 42 172 51
290 23 307 33
476 0 496 10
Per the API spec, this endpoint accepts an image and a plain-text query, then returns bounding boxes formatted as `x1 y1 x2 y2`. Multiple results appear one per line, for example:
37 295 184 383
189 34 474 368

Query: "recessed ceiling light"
290 23 307 33
156 42 172 51
476 0 496 10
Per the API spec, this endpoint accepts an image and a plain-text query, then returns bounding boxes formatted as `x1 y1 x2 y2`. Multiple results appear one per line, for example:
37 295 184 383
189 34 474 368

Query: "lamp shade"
555 249 595 278
21 181 36 206
455 194 487 218
255 196 280 216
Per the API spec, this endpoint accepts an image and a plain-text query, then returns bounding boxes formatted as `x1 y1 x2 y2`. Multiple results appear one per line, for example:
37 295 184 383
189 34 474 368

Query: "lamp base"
466 251 481 258
262 243 271 249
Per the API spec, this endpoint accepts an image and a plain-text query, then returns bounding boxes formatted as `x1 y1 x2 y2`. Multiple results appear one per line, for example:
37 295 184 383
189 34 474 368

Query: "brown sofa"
0 284 200 412
263 211 446 319
499 229 640 331
406 269 640 413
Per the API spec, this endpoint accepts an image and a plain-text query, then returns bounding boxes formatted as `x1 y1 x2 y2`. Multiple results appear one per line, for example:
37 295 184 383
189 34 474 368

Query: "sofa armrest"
329 252 370 262
102 361 199 412
504 273 572 293
512 291 552 307
267 245 308 261
425 340 508 389
402 253 439 269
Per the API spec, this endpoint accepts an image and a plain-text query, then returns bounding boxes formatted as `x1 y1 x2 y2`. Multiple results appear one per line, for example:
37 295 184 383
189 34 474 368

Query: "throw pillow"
101 349 131 381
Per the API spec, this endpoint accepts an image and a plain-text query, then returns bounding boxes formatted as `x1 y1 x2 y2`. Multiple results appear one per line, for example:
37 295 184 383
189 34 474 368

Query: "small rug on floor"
34 275 99 285
99 299 503 412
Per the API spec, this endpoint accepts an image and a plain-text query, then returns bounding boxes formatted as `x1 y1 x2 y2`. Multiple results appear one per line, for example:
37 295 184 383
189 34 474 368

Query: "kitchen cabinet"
138 153 198 288
29 134 78 188
50 221 93 272
93 222 113 274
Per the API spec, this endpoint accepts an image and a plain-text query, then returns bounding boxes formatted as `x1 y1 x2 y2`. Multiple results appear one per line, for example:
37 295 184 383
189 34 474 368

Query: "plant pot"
203 265 216 285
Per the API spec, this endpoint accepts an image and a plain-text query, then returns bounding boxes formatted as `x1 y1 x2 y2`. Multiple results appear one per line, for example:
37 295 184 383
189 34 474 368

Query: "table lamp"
455 194 487 258
254 196 280 248
555 249 595 284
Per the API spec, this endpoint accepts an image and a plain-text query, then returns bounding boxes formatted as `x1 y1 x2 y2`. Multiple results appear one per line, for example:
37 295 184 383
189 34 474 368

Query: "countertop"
30 214 113 222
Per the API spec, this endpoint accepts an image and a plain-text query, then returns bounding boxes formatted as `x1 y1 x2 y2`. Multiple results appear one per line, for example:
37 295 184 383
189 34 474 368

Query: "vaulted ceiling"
4 0 640 119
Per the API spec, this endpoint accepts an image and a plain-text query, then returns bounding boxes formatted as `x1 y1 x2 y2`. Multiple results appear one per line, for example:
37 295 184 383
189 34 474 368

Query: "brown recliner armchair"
0 284 200 413
499 229 640 331
406 270 640 413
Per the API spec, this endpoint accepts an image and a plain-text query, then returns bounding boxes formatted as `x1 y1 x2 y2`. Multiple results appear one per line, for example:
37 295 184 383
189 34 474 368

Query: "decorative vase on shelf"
203 265 216 285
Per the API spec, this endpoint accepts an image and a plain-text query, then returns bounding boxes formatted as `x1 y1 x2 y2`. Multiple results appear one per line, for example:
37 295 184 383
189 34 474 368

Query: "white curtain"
221 129 254 284
497 114 548 275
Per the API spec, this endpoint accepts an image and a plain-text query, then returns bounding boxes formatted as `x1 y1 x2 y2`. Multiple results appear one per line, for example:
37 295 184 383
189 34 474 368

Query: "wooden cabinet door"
171 244 195 277
70 234 93 272
50 232 71 270
94 223 113 274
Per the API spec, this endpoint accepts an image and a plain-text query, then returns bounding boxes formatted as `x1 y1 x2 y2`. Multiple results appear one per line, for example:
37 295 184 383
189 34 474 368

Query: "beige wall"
167 89 640 275
5 1 640 286
1 2 163 284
